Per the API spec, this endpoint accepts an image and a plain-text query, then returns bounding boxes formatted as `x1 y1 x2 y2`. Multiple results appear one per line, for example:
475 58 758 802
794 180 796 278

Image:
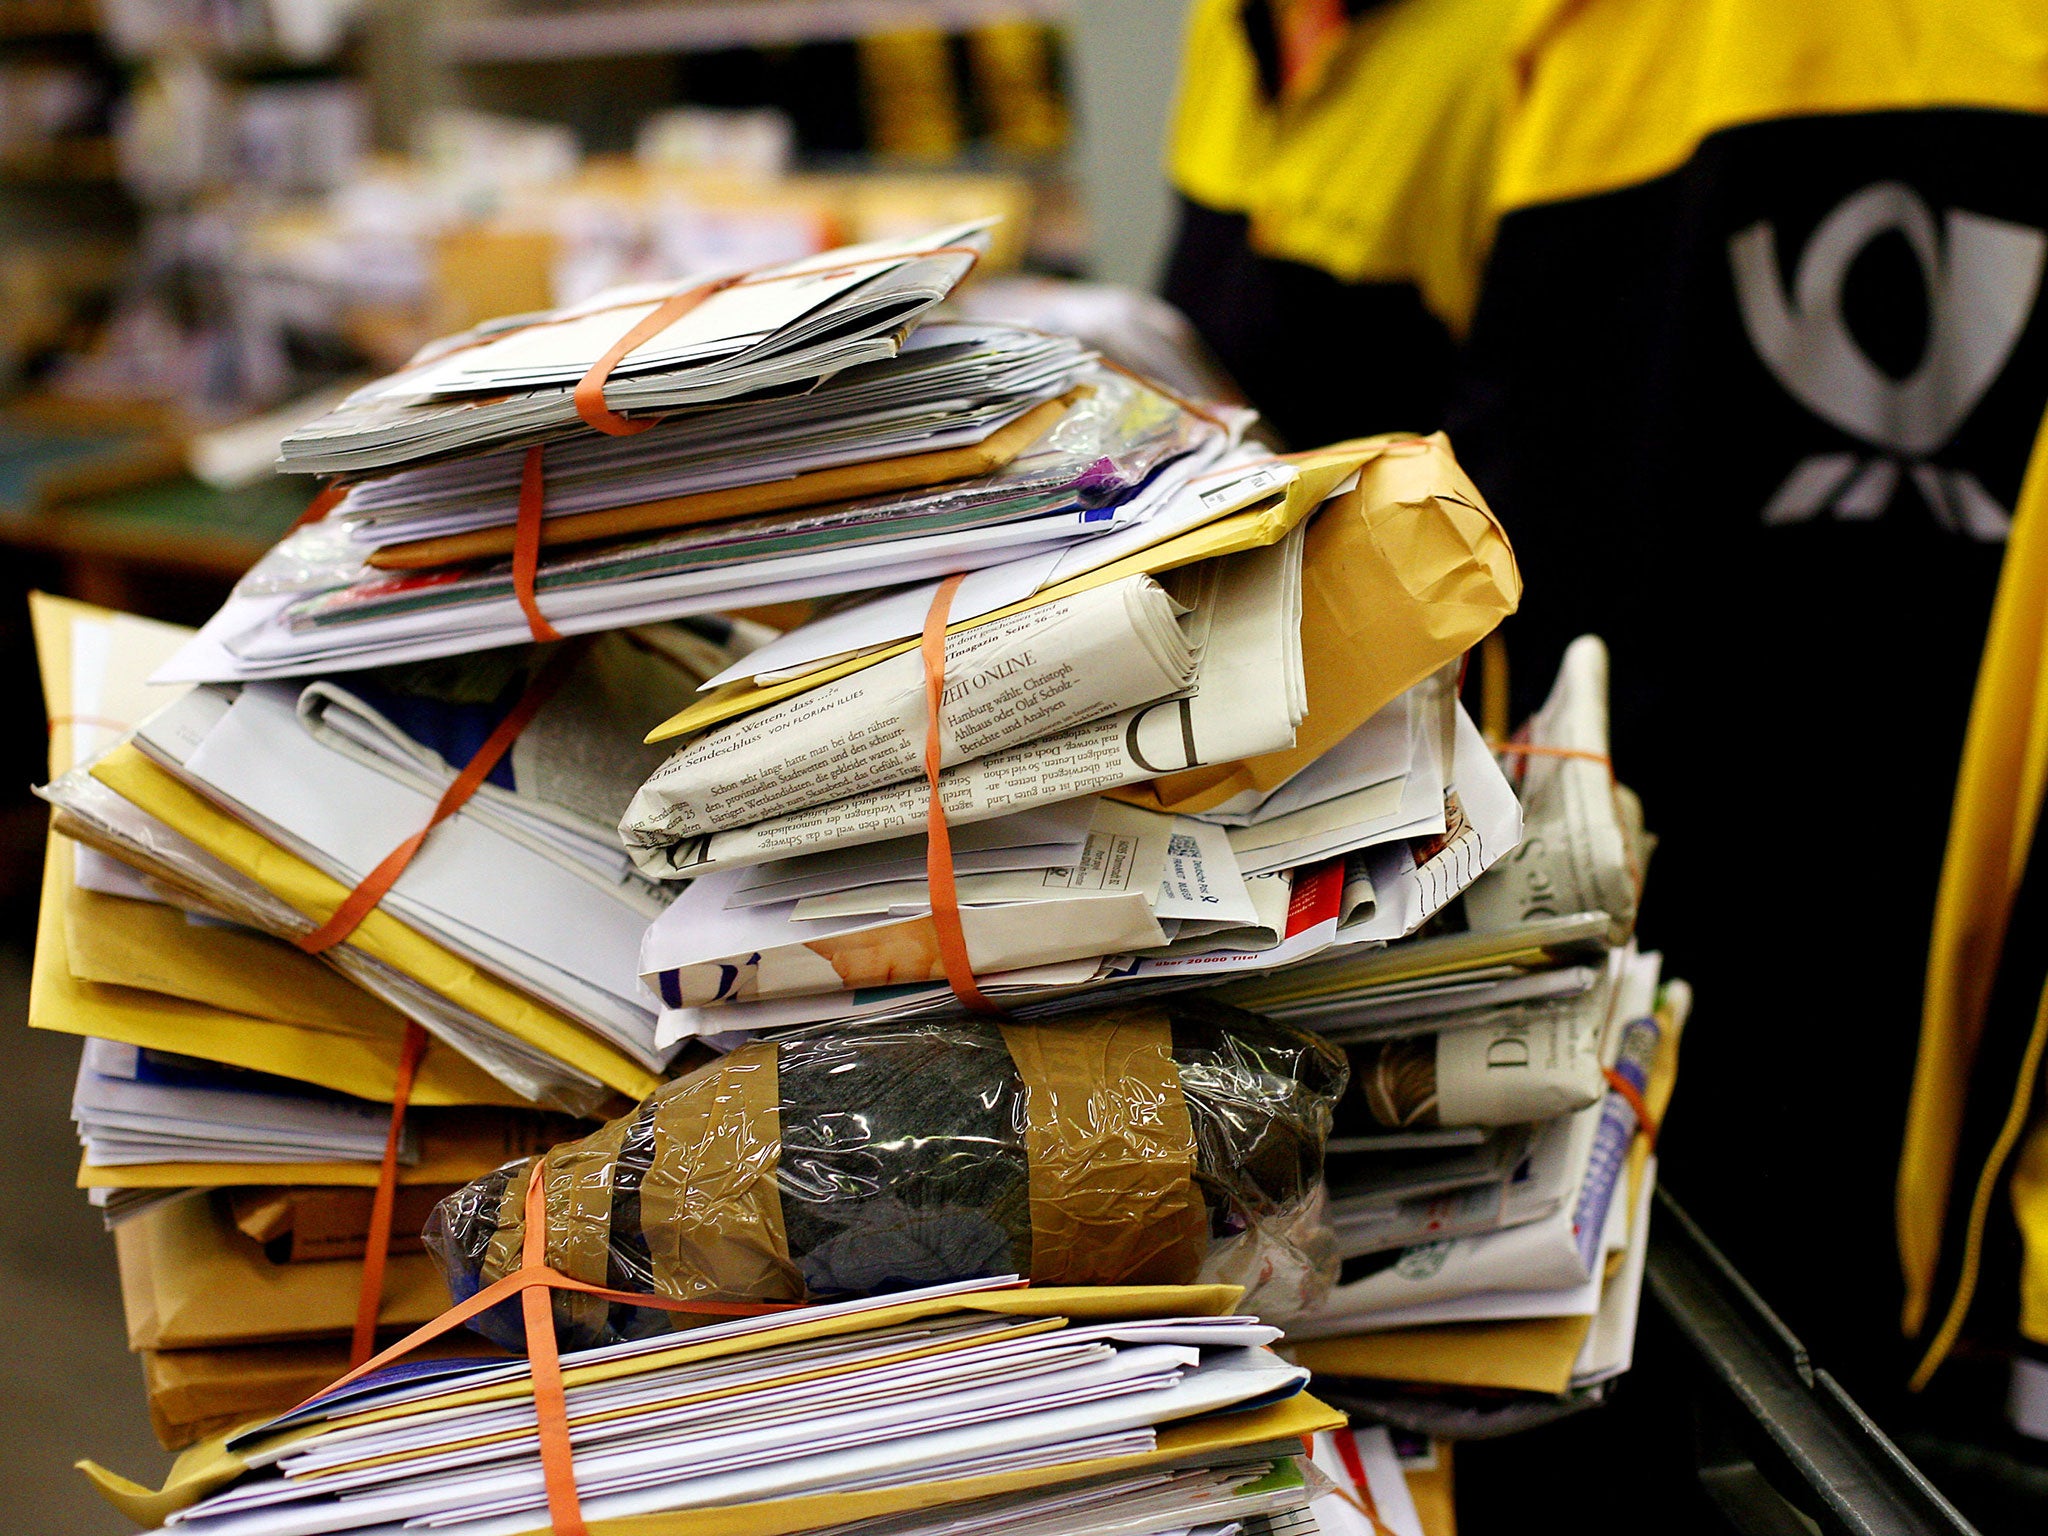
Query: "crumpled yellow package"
1113 430 1520 816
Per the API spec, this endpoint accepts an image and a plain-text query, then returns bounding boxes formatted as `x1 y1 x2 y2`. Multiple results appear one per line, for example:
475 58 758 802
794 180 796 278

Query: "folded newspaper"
623 526 1308 878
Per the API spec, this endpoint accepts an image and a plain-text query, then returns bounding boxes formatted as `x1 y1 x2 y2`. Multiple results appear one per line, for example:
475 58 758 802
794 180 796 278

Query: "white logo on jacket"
1730 181 2045 540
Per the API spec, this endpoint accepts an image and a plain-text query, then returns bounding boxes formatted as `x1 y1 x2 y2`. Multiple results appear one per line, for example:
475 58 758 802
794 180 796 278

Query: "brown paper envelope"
1112 431 1521 816
143 1333 510 1451
115 1193 449 1351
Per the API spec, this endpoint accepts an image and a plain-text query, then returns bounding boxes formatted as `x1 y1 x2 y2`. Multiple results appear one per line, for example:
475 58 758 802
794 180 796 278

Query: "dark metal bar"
1646 1187 1979 1536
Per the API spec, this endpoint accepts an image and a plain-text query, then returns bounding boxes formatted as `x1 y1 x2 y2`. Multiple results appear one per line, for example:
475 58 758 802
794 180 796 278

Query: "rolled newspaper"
621 572 1197 845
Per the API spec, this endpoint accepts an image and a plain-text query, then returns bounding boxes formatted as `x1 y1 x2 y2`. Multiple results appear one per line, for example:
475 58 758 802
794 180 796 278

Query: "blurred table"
0 472 306 611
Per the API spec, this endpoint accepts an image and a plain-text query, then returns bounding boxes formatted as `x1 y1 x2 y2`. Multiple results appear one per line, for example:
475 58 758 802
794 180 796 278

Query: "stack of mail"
626 434 1524 1043
73 1039 403 1169
30 595 591 1448
85 1278 1345 1536
27 221 1700 1521
1246 640 1688 1433
164 223 1254 683
38 605 761 1116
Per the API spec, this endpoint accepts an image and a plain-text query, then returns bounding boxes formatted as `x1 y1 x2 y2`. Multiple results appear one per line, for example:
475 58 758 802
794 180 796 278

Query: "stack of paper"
163 225 1257 683
1255 640 1688 1435
73 1040 405 1168
626 436 1525 1043
29 226 1688 1526
30 595 596 1448
87 1279 1342 1536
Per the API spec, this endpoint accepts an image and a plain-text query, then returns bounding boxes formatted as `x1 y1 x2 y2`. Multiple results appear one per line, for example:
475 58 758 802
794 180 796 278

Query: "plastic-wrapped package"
425 1002 1347 1348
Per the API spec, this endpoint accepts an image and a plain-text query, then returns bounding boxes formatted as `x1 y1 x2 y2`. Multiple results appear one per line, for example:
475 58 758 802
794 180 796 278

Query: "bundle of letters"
1260 639 1688 1439
86 1279 1339 1536
29 219 1683 1536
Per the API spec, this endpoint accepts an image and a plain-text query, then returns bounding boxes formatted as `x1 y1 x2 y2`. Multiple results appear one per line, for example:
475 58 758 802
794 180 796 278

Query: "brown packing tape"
481 1159 535 1313
1113 431 1521 816
478 1046 799 1337
999 1013 1207 1285
639 1040 802 1303
540 1114 635 1340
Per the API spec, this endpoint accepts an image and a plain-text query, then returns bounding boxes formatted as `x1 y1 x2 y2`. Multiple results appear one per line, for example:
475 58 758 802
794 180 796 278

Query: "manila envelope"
115 1192 450 1351
1286 1313 1593 1396
143 1332 511 1451
1114 430 1520 816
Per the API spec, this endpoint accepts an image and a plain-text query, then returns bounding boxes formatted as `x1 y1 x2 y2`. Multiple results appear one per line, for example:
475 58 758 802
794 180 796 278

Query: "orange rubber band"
1090 354 1229 431
521 1167 587 1536
1490 739 1615 778
515 446 564 643
290 480 348 532
572 278 742 437
921 575 1004 1016
288 1169 802 1536
351 1019 429 1368
570 245 985 438
294 640 587 956
46 713 131 737
1604 1066 1659 1149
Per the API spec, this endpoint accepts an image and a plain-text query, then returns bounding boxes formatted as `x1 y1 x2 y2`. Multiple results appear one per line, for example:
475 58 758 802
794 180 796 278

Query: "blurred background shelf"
439 0 1071 64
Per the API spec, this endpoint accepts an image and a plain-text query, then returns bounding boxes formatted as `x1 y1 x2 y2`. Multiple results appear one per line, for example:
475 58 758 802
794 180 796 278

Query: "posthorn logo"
1729 181 2046 540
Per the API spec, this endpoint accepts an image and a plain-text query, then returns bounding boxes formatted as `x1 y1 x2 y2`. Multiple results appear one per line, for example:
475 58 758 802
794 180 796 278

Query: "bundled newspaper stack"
1255 639 1687 1436
31 223 1680 1533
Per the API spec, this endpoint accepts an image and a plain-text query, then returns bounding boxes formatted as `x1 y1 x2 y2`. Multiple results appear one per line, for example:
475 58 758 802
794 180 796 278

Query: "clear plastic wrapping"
425 1001 1348 1348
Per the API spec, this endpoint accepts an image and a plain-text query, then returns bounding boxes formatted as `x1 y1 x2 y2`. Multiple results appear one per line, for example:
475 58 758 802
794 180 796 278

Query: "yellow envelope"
66 878 402 1041
89 744 660 1103
644 441 1385 744
83 1281 1342 1532
32 833 529 1105
1286 1314 1594 1396
1114 431 1521 815
28 592 533 1107
115 1193 450 1352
